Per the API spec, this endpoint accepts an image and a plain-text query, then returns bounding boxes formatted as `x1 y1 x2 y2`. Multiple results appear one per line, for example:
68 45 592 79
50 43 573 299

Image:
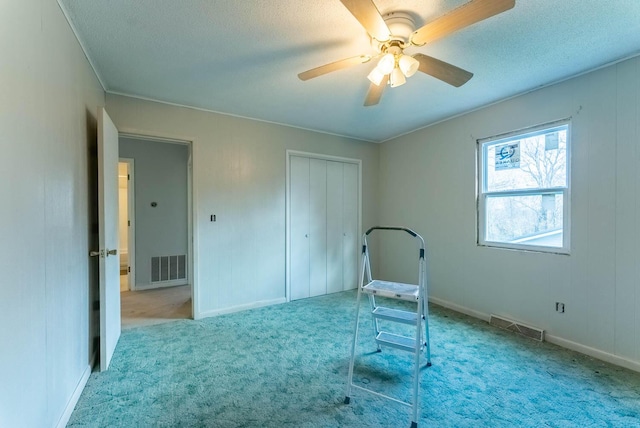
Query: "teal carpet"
69 291 640 427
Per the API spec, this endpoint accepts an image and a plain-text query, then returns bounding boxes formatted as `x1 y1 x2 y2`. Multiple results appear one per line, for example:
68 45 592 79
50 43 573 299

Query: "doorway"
118 159 134 292
118 134 194 328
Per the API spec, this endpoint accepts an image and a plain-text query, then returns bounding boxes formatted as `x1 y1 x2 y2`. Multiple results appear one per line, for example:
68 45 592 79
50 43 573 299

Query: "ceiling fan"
298 0 516 106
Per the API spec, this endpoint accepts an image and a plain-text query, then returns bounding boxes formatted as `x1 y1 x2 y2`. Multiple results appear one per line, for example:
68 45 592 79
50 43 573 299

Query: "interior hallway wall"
0 0 105 426
119 137 189 289
378 55 640 371
106 93 379 318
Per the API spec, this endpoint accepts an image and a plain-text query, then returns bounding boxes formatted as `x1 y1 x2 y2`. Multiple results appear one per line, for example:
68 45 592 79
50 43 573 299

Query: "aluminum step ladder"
344 226 431 428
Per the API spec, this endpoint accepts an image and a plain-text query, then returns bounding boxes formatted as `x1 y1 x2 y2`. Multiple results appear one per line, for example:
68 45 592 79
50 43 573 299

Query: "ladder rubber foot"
344 396 350 404
410 422 418 428
426 362 432 367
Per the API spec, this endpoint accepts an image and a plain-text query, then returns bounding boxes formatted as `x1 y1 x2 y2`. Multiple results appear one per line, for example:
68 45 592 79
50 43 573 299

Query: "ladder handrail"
363 227 425 263
363 226 425 250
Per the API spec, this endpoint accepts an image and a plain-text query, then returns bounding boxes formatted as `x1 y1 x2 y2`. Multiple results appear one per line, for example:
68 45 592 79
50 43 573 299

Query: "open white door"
96 107 121 371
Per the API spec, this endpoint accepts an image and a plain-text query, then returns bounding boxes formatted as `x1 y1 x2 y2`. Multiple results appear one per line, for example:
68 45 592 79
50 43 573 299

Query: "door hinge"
128 266 131 273
127 174 130 180
128 220 130 226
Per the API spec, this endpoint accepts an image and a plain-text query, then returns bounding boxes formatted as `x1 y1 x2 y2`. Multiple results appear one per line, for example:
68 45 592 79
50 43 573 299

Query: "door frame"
119 131 197 319
285 150 362 302
118 158 136 291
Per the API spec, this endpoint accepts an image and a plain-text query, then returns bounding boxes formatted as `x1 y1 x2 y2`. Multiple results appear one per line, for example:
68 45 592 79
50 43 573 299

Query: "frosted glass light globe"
399 55 419 77
376 53 395 75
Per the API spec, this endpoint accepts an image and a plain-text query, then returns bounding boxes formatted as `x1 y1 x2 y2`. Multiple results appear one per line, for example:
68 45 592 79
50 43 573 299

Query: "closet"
289 154 359 301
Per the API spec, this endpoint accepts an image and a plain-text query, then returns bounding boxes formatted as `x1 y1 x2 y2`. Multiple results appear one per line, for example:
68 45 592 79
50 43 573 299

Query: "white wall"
379 56 640 371
105 94 379 318
0 1 104 427
119 137 189 288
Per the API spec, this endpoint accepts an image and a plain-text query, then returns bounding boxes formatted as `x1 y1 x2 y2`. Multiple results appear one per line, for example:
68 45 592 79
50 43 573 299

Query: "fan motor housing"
371 12 416 52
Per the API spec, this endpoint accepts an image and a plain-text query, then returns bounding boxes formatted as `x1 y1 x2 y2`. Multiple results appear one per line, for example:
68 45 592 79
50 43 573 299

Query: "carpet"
68 291 640 427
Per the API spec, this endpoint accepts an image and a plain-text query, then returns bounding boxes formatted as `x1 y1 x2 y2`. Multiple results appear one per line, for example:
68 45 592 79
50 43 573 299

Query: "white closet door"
342 162 359 290
290 156 310 300
309 159 327 297
326 161 344 294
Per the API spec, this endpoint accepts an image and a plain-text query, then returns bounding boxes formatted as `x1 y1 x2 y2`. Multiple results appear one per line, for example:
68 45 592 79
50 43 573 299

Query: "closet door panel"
290 156 310 300
343 162 359 290
309 159 327 297
326 161 344 294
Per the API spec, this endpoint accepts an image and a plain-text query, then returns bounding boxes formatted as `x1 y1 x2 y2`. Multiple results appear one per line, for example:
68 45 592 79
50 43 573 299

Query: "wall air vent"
151 255 186 283
489 314 544 341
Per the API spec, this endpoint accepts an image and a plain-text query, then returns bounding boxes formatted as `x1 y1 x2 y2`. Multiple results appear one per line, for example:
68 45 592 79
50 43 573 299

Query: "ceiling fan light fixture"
376 53 395 75
299 0 509 105
367 67 385 86
399 54 419 77
389 67 406 88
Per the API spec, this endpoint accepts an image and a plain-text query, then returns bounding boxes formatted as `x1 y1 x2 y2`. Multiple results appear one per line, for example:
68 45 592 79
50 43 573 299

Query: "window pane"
485 126 567 192
485 193 563 247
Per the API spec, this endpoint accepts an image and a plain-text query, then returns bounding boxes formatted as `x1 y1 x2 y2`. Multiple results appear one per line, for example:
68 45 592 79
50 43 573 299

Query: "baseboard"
428 296 491 322
196 297 286 320
545 334 640 373
134 280 187 291
55 364 91 428
428 295 640 373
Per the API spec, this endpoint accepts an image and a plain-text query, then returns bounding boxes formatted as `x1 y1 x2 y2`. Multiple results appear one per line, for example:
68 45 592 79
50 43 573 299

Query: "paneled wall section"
105 94 379 319
379 56 640 370
0 0 105 426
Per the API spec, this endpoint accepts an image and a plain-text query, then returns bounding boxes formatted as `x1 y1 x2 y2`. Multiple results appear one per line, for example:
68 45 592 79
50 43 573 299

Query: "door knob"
106 249 118 256
89 250 102 257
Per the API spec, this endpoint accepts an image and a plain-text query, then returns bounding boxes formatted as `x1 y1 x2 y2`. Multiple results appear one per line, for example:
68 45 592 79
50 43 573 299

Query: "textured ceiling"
59 0 640 142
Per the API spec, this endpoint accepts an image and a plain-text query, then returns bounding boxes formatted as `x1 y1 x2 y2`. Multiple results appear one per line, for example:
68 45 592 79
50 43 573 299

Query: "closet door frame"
285 150 362 302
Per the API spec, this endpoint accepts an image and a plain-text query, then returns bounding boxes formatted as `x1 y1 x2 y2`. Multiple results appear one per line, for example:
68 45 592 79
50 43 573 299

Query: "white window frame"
477 120 571 254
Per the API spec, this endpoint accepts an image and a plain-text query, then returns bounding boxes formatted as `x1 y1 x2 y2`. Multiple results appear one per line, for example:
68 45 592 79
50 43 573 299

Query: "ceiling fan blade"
340 0 391 42
414 54 473 87
411 0 515 46
364 74 388 106
298 55 372 81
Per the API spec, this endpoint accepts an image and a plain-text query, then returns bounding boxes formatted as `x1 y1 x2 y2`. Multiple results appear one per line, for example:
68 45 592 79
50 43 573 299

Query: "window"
478 121 570 253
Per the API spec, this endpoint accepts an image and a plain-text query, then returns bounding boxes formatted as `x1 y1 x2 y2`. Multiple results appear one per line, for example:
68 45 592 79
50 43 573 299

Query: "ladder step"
372 307 418 325
362 280 420 302
376 331 417 353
